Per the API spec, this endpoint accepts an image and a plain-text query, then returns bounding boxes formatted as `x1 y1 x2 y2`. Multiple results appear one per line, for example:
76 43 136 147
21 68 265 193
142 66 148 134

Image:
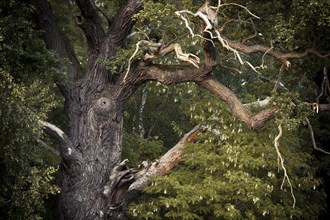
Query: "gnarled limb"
132 64 275 129
198 77 277 130
144 43 200 68
128 126 201 193
96 126 201 219
176 3 329 68
124 41 200 83
107 0 143 48
99 126 201 217
39 120 82 163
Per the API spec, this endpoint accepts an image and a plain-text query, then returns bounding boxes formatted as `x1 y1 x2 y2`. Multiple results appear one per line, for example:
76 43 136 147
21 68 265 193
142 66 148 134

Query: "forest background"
0 0 330 219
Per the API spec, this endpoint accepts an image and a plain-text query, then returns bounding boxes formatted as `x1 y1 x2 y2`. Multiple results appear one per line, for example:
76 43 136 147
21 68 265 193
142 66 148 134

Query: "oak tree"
26 0 329 219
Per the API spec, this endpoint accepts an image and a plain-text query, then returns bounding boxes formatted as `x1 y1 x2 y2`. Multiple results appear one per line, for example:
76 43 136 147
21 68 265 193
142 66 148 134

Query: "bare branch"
39 120 82 163
176 5 329 68
127 126 201 195
144 43 200 67
219 3 260 19
223 38 329 67
305 118 330 155
273 121 296 208
198 77 277 130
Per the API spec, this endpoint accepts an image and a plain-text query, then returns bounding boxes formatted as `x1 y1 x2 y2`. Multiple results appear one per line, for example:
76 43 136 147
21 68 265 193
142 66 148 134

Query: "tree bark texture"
29 0 322 219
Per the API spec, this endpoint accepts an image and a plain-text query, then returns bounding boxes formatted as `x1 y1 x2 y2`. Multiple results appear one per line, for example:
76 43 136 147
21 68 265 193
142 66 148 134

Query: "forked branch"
75 0 105 53
176 2 329 68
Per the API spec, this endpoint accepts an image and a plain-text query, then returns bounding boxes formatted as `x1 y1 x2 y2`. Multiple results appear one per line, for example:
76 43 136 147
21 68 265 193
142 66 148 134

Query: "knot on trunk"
93 97 118 120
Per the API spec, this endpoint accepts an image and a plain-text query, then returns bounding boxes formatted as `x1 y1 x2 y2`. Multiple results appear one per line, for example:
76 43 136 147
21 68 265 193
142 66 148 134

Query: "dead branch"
39 120 82 163
274 120 296 208
144 43 200 68
305 118 330 155
124 41 200 83
176 3 329 68
127 126 201 195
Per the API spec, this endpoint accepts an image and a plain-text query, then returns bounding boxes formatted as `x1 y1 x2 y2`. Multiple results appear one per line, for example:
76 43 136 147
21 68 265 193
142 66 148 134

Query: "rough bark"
29 0 326 219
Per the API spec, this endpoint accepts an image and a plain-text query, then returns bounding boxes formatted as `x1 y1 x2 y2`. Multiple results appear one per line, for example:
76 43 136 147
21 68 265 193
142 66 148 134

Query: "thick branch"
224 38 329 67
39 120 82 163
311 103 330 113
126 126 201 198
130 63 213 85
144 43 200 68
28 0 82 82
198 77 277 129
75 0 105 55
107 0 143 47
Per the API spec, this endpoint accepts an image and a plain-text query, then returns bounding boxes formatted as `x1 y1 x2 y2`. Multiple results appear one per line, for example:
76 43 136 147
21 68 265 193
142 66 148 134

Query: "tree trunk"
30 0 319 219
59 76 138 219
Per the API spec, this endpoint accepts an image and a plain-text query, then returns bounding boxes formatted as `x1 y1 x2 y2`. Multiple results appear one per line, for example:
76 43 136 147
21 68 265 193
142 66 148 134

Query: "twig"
219 3 260 19
305 118 330 155
242 19 257 44
124 40 148 83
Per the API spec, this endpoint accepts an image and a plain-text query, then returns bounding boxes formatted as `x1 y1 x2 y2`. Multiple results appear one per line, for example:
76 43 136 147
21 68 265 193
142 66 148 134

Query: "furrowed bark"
30 0 328 219
107 0 143 48
98 126 202 219
75 0 105 59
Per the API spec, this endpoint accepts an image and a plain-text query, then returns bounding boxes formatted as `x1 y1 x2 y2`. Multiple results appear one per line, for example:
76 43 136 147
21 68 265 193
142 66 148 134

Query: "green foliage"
123 132 165 167
0 71 60 219
275 0 330 50
127 91 326 219
124 82 193 147
0 0 61 218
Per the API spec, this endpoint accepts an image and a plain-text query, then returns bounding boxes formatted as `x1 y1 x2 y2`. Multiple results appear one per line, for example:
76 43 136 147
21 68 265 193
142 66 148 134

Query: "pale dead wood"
274 121 296 208
39 120 82 163
124 41 200 83
127 126 201 194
